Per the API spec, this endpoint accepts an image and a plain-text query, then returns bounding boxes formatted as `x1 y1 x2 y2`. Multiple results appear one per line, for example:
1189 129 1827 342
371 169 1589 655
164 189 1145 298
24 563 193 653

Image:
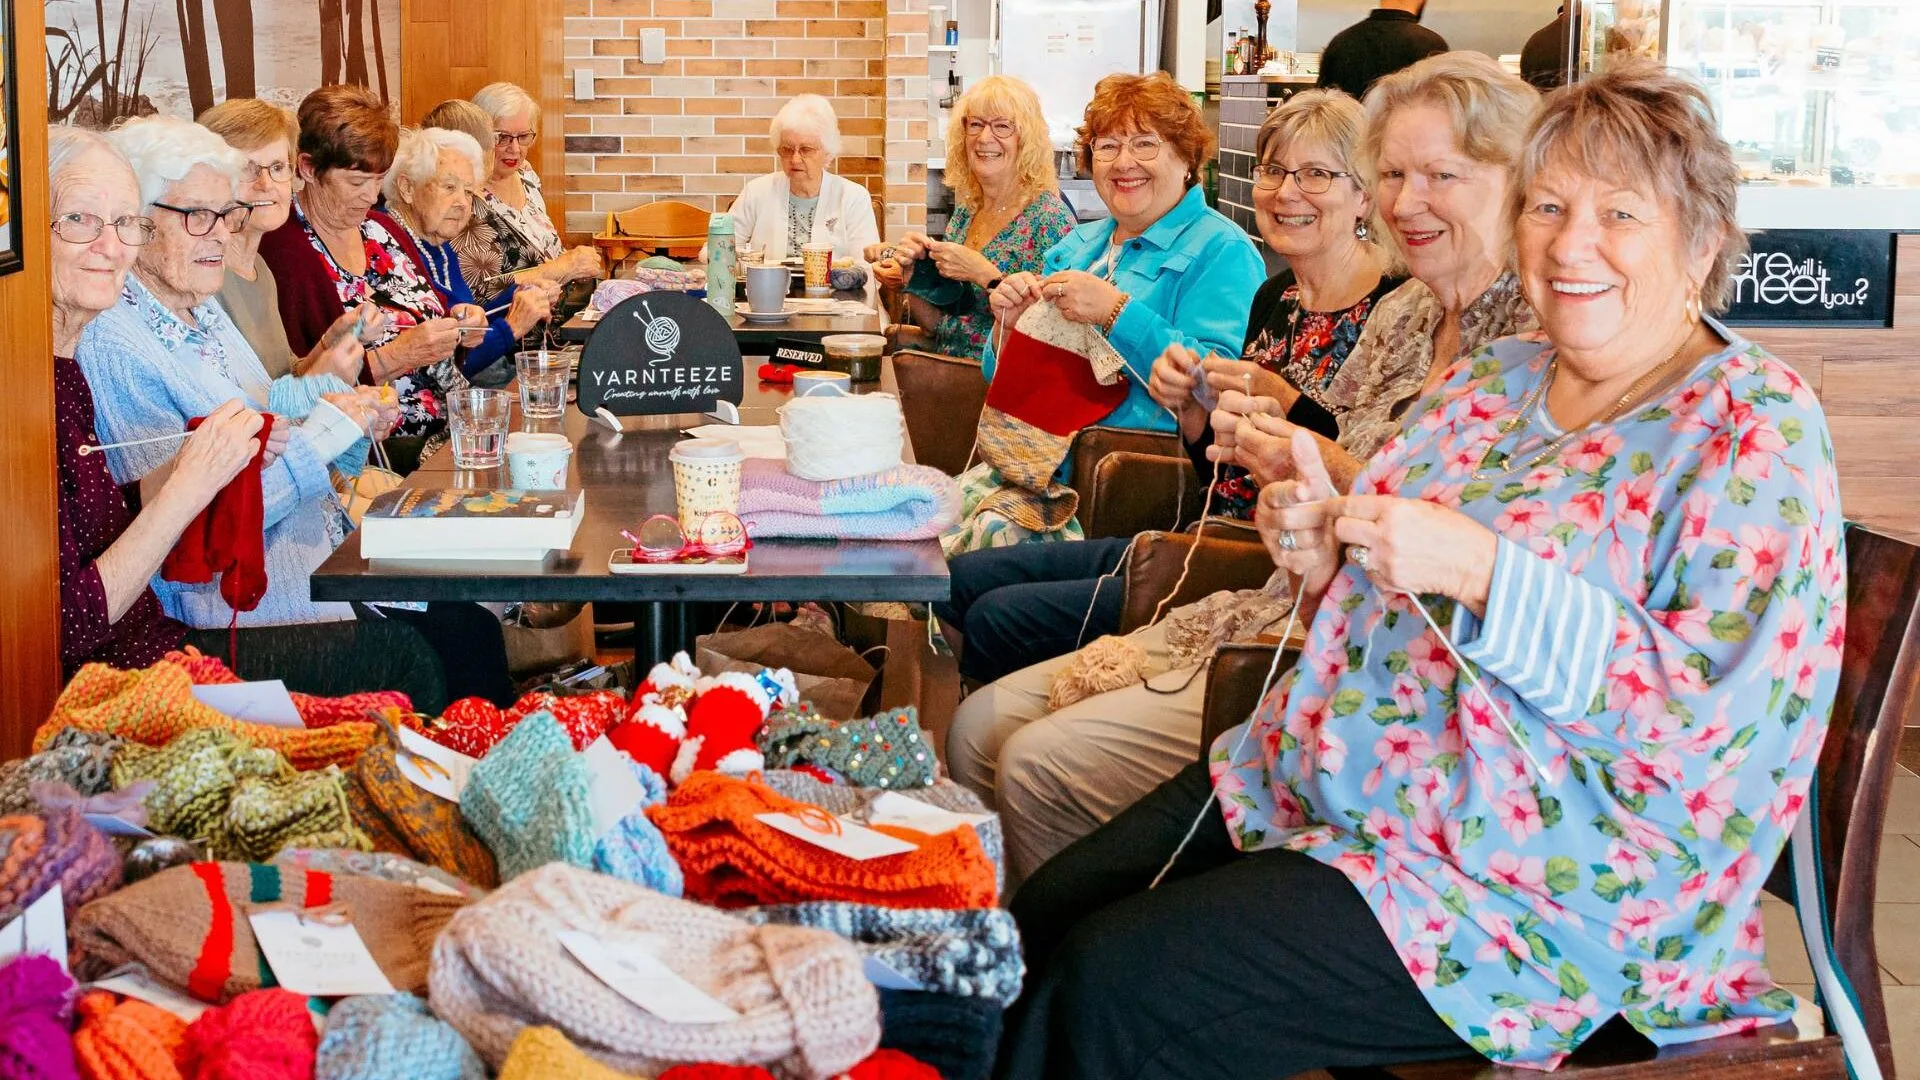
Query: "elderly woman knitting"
722 94 882 264
999 61 1844 1079
449 83 602 299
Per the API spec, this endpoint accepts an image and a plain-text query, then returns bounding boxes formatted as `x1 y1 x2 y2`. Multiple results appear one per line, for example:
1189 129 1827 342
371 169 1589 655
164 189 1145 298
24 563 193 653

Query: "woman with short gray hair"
456 81 600 299
722 93 881 263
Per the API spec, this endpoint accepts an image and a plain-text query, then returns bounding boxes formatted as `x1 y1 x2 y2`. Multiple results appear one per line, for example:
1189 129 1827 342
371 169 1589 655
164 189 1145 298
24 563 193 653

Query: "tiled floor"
1768 727 1920 1077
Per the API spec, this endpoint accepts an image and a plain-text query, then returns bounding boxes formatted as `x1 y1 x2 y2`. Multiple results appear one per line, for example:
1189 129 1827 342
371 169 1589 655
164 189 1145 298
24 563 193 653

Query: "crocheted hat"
177 989 316 1080
164 649 412 729
269 849 487 901
41 661 374 770
670 673 775 785
71 991 188 1080
505 691 625 752
495 1028 642 1080
0 730 122 817
876 990 1002 1080
646 773 997 910
315 993 484 1080
758 705 938 790
739 903 1023 1006
759 772 1006 895
591 762 683 898
420 699 520 759
427 863 879 1078
346 728 499 889
0 955 78 1080
70 862 468 1003
0 807 122 926
457 712 595 882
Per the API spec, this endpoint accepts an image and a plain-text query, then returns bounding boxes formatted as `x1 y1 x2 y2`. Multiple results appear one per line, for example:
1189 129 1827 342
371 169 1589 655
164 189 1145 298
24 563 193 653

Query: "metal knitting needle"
77 431 190 456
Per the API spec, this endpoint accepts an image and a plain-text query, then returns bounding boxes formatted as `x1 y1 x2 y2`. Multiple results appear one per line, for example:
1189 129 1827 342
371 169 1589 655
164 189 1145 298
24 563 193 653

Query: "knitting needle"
482 300 512 317
78 431 190 456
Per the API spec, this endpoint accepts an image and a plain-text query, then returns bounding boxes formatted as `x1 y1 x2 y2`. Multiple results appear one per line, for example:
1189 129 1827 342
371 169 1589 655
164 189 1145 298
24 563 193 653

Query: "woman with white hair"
385 126 557 381
724 93 881 263
456 81 600 299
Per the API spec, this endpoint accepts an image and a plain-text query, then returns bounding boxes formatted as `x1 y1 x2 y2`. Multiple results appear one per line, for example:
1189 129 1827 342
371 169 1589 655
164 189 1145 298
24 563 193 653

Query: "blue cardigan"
983 184 1264 434
412 234 524 380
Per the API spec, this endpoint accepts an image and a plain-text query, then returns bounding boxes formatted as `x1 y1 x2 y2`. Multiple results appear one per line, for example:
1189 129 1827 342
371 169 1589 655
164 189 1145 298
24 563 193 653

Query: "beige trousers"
945 622 1206 887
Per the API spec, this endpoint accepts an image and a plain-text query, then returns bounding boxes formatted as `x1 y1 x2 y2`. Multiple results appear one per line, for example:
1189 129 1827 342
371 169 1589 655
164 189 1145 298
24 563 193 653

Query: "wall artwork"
45 0 402 129
0 0 20 277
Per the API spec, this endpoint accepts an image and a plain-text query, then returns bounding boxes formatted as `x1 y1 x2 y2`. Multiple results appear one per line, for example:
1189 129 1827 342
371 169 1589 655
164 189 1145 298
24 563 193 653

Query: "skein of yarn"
778 393 905 481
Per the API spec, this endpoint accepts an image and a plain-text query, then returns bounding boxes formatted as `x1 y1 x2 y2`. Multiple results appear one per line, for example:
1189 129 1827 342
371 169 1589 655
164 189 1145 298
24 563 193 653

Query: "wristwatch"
986 276 1005 292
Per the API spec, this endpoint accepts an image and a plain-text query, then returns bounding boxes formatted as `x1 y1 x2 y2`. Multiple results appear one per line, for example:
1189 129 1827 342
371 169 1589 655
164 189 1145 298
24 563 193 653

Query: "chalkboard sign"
577 291 745 416
771 338 828 369
1724 230 1894 328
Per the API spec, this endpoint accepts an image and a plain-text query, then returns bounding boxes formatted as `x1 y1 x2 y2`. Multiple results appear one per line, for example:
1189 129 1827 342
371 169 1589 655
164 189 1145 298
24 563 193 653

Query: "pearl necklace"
1470 338 1696 483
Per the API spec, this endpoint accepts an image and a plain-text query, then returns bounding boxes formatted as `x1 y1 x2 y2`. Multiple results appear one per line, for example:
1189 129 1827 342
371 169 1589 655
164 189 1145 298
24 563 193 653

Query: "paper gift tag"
0 885 67 972
92 972 211 1023
557 930 740 1024
864 791 995 836
394 723 477 802
190 680 303 728
754 812 918 860
84 813 157 839
248 909 396 997
582 736 650 839
862 955 926 991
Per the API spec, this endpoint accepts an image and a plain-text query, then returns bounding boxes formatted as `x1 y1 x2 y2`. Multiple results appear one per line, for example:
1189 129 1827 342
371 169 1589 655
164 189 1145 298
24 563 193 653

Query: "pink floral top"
1211 322 1844 1069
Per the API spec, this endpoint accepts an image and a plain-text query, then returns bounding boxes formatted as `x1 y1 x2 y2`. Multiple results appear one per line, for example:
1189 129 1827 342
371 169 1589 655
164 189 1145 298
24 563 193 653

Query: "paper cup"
801 243 832 295
506 431 574 489
668 437 745 530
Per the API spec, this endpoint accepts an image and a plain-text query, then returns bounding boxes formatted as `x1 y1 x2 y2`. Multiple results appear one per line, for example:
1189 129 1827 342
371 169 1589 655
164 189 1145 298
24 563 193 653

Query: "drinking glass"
447 388 512 469
516 349 570 419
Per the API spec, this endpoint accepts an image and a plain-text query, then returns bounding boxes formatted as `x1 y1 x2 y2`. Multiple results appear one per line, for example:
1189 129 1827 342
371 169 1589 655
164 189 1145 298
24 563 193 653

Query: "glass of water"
447 388 512 469
516 349 570 419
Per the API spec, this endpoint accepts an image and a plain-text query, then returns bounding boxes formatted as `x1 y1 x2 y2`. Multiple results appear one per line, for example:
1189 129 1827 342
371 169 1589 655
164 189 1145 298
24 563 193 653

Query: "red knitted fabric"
647 773 998 909
164 648 414 727
160 415 273 614
176 989 315 1080
657 1067 775 1080
985 327 1127 437
846 1051 944 1080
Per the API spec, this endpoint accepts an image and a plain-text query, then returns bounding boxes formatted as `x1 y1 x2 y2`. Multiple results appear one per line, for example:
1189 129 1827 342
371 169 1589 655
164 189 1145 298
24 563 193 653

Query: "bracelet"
1101 292 1130 335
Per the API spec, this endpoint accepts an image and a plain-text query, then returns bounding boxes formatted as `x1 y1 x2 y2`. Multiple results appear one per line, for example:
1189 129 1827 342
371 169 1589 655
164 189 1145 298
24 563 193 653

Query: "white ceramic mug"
506 431 574 490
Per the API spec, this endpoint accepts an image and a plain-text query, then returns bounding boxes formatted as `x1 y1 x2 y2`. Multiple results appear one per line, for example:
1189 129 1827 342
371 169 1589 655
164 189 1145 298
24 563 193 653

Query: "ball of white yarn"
779 392 905 481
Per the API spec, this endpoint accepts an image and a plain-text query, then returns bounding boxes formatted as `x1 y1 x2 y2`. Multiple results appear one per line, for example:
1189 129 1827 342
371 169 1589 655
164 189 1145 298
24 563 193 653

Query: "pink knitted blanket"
737 458 962 540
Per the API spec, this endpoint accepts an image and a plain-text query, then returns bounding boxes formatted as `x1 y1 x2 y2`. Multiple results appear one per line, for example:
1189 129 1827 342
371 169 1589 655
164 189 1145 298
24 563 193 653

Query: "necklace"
1470 337 1697 483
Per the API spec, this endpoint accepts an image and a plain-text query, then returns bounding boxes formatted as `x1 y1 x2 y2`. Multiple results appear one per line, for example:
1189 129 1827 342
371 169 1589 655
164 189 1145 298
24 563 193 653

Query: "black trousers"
934 538 1133 685
996 761 1469 1080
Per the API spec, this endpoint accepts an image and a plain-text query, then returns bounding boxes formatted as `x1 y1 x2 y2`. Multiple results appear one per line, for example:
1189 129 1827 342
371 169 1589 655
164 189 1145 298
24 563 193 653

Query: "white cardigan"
723 171 881 264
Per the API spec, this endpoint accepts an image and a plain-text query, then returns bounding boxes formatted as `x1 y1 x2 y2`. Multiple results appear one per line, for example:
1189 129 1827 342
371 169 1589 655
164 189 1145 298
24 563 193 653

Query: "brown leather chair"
1198 524 1918 1080
1067 427 1186 540
1084 452 1210 541
891 349 987 477
1117 525 1276 635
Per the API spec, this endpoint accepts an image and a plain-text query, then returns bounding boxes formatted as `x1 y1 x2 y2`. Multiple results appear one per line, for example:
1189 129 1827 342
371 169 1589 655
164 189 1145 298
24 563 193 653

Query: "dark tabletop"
310 359 949 604
554 289 884 347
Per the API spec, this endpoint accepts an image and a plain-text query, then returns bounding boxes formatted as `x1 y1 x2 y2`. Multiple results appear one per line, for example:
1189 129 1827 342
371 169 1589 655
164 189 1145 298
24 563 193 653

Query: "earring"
1684 290 1702 324
1353 218 1371 241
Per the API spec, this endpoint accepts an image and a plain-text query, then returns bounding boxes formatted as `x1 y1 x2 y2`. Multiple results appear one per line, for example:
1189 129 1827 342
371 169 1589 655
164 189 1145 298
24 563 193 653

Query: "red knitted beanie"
176 989 315 1080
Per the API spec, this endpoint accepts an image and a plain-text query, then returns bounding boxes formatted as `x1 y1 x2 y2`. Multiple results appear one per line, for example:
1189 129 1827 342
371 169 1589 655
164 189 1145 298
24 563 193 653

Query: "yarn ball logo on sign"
578 290 745 417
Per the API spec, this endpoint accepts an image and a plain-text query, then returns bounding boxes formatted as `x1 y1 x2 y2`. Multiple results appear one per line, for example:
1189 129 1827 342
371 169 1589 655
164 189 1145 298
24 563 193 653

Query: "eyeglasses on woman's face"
242 160 294 183
51 212 157 246
776 143 825 160
494 130 538 148
964 117 1016 139
1090 135 1165 163
1252 164 1351 194
150 201 254 237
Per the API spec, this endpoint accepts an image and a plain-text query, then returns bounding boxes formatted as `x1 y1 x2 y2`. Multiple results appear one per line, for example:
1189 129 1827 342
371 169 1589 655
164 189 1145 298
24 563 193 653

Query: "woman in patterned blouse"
870 76 1076 360
999 61 1844 1079
448 84 601 301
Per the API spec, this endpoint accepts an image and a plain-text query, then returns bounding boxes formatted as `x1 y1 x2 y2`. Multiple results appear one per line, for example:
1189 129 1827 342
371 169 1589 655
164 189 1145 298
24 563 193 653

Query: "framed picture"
0 0 20 278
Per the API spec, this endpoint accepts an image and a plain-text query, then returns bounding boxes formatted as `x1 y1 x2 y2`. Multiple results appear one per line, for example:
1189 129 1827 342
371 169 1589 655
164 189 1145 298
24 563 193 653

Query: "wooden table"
554 291 884 348
310 359 947 614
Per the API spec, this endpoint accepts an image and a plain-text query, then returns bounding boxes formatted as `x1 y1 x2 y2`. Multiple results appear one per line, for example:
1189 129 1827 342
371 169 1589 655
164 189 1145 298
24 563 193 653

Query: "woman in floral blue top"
872 76 1075 361
998 63 1844 1079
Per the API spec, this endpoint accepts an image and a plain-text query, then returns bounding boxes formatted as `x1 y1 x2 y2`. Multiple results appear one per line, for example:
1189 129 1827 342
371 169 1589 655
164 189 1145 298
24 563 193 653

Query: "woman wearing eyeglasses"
869 76 1076 360
722 94 882 264
453 82 601 299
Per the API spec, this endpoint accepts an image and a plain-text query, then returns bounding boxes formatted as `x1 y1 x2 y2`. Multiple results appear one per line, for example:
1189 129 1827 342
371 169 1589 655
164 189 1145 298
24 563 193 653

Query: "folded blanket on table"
738 460 961 541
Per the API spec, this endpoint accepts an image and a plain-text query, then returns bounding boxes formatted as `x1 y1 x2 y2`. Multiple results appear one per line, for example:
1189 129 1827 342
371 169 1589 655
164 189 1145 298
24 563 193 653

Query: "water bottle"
705 213 736 320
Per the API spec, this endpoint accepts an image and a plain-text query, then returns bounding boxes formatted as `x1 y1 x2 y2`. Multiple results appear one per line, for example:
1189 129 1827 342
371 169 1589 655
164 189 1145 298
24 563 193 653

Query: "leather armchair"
1116 526 1277 635
1067 427 1186 540
1198 642 1301 755
1085 452 1209 541
891 349 988 477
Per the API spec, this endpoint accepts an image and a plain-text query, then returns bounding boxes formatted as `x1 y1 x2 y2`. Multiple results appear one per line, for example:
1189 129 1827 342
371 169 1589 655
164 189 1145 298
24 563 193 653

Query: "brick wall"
561 0 904 241
883 0 929 240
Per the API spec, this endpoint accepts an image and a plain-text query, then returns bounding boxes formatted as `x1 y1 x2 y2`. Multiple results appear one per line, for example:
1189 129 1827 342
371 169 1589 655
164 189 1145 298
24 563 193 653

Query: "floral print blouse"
293 202 455 438
1211 322 1845 1069
914 191 1076 360
454 169 563 301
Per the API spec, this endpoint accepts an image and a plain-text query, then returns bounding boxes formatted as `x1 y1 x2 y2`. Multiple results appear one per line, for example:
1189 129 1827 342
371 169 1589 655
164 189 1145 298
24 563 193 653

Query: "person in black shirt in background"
1315 0 1449 101
1521 6 1572 88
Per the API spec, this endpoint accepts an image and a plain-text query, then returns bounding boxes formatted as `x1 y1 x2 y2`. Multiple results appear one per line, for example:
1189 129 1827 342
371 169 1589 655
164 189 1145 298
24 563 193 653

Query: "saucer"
742 310 792 323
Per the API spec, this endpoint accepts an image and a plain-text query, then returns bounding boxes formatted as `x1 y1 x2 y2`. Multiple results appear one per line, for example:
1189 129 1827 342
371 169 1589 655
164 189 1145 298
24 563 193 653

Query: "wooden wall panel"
0 0 61 757
400 0 567 229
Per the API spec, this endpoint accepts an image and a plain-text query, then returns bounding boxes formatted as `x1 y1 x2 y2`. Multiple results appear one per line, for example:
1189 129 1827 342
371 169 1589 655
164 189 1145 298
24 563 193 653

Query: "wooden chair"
1067 427 1186 540
1192 525 1918 1080
595 200 711 264
891 349 987 477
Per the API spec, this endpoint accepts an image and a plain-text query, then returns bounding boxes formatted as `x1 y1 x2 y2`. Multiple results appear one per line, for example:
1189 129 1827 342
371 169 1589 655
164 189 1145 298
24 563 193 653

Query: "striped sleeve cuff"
1451 536 1613 726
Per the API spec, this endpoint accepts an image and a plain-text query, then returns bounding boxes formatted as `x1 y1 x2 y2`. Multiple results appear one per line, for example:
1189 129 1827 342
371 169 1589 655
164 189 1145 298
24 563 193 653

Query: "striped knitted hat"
457 712 594 882
70 861 468 1003
0 955 78 1080
315 993 484 1080
0 807 122 926
646 773 998 910
346 728 499 889
71 991 188 1080
760 771 1007 894
428 863 880 1078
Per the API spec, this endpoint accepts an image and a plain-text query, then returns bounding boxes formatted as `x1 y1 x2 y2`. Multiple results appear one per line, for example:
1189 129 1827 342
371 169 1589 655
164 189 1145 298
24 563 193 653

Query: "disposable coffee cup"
801 243 832 295
668 437 746 530
746 264 790 314
506 431 573 489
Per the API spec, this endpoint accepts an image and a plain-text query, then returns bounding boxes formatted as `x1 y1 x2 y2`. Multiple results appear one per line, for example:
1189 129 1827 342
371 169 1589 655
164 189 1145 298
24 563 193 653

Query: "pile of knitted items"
345 727 498 888
428 863 879 1078
758 772 1005 892
0 955 77 1080
270 849 485 901
315 993 485 1080
0 730 123 816
164 649 413 728
458 712 681 892
647 773 997 910
422 689 625 758
109 728 369 862
70 861 468 1002
70 986 320 1080
0 807 123 924
737 461 962 541
758 704 938 790
738 903 1022 1007
40 661 375 770
606 655 796 785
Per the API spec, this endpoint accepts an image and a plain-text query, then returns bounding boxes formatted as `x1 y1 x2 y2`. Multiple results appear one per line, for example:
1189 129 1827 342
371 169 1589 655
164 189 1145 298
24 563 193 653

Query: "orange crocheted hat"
165 649 411 730
646 773 997 909
38 661 373 770
72 990 188 1080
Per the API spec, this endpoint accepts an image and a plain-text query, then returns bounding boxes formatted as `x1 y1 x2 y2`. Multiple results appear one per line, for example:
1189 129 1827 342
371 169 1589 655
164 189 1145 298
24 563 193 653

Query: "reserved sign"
771 338 828 368
578 291 745 415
